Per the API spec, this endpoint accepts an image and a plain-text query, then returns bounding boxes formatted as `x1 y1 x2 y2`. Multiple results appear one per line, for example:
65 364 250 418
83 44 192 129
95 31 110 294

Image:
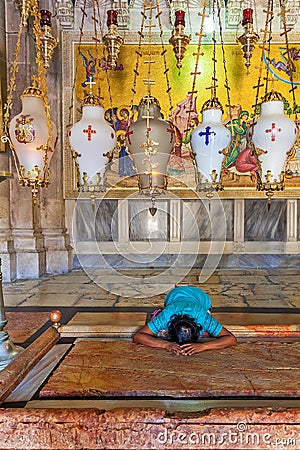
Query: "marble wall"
181 200 234 241
244 200 287 242
71 197 300 270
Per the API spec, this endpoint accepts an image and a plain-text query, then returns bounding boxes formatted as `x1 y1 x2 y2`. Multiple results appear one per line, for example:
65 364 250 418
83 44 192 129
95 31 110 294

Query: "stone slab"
5 312 50 343
60 312 300 338
60 312 147 337
6 344 71 403
0 407 299 449
40 340 300 399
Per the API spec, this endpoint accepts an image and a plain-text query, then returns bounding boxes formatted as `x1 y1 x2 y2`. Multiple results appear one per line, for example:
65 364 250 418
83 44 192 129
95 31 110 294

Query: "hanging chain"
216 0 232 116
95 0 115 109
155 0 173 113
210 0 217 98
68 0 87 126
31 0 53 148
251 0 273 123
279 0 298 120
186 0 207 129
91 0 102 100
130 0 173 114
2 11 24 139
130 0 146 108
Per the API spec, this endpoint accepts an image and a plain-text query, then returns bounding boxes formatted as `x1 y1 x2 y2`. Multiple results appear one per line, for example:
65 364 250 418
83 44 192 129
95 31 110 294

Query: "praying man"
133 286 237 356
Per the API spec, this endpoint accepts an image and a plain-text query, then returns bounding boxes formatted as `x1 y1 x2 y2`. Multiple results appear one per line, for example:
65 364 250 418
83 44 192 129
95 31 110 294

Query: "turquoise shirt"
148 286 222 337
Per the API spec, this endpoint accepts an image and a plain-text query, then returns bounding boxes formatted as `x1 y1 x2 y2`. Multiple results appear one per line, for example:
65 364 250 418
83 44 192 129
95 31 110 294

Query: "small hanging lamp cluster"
251 0 298 204
1 0 58 204
126 0 176 210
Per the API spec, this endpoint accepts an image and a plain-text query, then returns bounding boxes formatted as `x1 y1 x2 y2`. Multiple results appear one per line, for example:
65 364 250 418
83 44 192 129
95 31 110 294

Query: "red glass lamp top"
174 10 185 27
107 10 118 26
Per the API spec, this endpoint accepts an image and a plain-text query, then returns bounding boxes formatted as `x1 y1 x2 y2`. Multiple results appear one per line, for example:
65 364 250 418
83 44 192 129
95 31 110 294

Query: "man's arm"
180 326 237 356
133 325 181 354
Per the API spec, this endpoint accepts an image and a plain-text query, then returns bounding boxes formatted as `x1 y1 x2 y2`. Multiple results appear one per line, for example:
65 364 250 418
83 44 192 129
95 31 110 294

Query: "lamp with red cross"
68 79 116 192
252 90 298 201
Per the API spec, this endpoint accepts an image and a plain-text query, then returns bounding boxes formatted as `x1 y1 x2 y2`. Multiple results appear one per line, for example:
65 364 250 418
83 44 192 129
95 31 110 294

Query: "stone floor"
3 267 300 309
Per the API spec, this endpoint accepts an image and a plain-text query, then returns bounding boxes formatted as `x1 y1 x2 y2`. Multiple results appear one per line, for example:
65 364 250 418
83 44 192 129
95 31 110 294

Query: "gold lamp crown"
82 93 103 107
201 97 224 113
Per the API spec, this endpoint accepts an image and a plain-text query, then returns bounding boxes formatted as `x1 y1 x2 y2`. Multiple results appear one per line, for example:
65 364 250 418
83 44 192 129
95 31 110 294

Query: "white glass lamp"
127 96 175 194
69 93 116 190
252 91 298 184
190 98 231 186
9 86 56 185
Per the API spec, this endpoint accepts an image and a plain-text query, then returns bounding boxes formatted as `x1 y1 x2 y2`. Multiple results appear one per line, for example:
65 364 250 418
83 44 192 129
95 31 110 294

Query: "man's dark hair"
167 314 201 345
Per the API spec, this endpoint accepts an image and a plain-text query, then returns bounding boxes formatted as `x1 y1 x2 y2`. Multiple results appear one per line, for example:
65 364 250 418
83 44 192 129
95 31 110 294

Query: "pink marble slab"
40 340 300 399
5 312 50 343
0 407 298 449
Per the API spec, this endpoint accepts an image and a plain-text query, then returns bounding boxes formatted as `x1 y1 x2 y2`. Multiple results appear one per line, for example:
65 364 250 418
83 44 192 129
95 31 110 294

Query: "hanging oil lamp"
102 10 123 70
252 91 298 198
237 8 259 72
169 10 191 70
39 10 58 69
9 85 57 202
191 97 231 190
126 96 175 195
69 92 116 192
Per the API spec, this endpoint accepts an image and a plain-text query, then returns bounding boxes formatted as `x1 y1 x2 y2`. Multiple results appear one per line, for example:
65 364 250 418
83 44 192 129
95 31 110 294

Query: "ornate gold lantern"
103 10 124 70
237 8 259 72
169 10 191 70
2 1 57 203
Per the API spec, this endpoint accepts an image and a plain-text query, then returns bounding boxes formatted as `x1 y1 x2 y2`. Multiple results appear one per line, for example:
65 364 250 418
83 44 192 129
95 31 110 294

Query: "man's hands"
133 324 237 356
162 341 182 355
180 343 204 356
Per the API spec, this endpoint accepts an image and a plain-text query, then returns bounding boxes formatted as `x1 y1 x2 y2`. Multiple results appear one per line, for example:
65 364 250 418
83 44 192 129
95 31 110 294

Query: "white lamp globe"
69 93 116 187
9 86 56 179
127 96 175 193
190 98 231 183
252 91 298 182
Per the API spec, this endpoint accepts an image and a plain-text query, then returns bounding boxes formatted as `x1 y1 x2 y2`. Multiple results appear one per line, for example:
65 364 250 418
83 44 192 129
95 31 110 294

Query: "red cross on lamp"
69 92 116 191
252 91 298 197
83 125 96 141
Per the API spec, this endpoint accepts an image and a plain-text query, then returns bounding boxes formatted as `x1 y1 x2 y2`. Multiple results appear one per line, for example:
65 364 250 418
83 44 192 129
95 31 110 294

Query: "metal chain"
155 0 173 113
279 0 298 120
252 0 273 122
2 12 24 138
95 0 115 109
216 0 232 116
186 0 207 130
68 0 87 126
130 0 146 108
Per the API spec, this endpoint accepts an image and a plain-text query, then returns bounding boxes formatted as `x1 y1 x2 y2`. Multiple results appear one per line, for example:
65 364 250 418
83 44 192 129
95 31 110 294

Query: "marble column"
0 1 17 281
170 199 181 242
286 199 298 253
39 36 73 275
4 1 72 279
233 198 245 253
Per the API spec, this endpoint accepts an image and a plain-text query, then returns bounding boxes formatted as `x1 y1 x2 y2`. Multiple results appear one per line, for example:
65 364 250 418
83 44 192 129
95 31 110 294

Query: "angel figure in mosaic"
79 51 96 88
